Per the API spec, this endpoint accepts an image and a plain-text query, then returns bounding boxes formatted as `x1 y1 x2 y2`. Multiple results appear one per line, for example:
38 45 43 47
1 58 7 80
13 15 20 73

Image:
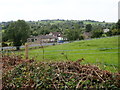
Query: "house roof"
83 32 92 37
28 35 58 39
50 32 62 37
37 35 57 39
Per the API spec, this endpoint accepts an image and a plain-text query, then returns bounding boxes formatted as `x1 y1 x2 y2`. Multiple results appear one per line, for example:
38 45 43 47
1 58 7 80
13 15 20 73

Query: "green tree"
92 25 103 31
106 30 112 36
39 29 50 35
2 31 8 42
91 30 103 38
116 19 120 29
6 20 30 50
111 29 119 35
116 19 120 35
65 29 82 41
86 24 92 32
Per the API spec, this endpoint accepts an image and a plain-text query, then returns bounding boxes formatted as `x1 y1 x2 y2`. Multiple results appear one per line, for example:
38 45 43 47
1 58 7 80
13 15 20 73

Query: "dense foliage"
2 55 120 89
85 24 92 32
2 20 30 50
1 19 120 47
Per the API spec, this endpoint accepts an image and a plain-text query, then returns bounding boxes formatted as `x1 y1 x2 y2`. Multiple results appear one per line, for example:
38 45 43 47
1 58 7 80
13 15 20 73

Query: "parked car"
57 40 64 43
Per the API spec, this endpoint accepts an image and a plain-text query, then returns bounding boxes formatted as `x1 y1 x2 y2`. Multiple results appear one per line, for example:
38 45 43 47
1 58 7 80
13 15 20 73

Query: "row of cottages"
27 32 65 43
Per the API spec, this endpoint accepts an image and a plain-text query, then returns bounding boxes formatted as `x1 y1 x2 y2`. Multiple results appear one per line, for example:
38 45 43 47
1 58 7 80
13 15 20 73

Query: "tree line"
1 19 120 50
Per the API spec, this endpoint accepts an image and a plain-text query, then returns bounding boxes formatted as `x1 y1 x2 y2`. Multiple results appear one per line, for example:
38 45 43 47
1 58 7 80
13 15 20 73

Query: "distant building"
48 32 64 41
27 35 57 43
82 32 92 39
49 32 61 37
103 28 109 33
27 32 67 43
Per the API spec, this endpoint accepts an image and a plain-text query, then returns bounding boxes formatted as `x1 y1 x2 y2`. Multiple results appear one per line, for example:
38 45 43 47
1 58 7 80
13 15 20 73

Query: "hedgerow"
2 55 120 89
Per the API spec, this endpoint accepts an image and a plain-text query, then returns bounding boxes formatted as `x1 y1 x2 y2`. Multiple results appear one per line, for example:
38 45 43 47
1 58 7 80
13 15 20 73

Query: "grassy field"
15 36 119 72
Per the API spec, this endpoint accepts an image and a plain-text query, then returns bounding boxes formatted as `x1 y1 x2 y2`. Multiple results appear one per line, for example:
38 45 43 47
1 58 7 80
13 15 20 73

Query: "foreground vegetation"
2 55 120 89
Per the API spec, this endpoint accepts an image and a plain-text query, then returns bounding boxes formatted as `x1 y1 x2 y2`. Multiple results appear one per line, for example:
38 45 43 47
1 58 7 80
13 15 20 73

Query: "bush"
2 42 8 47
91 30 103 38
2 56 120 89
102 34 107 37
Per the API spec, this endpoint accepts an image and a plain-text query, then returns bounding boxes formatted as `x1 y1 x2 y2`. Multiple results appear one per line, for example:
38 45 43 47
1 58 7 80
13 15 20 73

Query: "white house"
103 28 109 33
48 32 64 41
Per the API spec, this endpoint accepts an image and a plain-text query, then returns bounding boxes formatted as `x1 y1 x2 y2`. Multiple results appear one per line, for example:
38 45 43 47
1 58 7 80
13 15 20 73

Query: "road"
0 35 118 50
0 42 69 50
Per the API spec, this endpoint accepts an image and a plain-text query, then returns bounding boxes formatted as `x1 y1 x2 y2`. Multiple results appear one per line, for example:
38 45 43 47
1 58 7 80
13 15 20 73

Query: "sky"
0 0 119 22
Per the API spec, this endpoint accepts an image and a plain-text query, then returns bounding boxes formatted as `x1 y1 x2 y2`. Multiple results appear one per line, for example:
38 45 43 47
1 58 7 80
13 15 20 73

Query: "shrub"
2 42 8 47
2 56 120 89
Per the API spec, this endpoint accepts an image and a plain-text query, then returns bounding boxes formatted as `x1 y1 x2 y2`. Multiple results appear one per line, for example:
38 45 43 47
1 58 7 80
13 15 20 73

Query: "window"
31 39 34 42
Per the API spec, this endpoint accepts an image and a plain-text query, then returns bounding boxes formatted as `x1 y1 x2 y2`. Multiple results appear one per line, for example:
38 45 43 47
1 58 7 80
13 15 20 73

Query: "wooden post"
25 43 28 59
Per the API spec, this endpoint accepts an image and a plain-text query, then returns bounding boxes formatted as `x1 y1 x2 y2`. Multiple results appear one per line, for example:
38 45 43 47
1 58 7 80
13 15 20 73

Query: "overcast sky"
0 0 119 22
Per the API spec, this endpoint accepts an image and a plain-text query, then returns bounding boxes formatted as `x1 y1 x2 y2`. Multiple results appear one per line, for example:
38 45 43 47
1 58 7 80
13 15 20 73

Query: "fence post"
25 43 28 59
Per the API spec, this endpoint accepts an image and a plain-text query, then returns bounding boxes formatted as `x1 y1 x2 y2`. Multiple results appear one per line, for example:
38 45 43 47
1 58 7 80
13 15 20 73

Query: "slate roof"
50 32 62 37
28 35 57 39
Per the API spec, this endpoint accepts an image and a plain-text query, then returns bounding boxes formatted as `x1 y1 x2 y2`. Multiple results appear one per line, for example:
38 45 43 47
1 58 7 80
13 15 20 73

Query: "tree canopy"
1 19 118 47
6 20 30 50
85 24 92 32
116 19 120 29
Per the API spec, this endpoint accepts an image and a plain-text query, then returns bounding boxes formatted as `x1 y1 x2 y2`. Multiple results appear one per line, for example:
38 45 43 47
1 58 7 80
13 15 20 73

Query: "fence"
1 46 119 62
1 35 119 62
1 43 119 70
1 47 119 54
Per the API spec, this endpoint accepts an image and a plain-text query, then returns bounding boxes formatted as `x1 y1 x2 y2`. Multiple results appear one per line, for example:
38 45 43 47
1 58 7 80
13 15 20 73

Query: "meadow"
15 36 119 72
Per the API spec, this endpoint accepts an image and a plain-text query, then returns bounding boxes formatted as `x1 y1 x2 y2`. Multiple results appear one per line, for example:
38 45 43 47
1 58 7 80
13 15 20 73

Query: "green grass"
83 21 105 25
15 36 119 72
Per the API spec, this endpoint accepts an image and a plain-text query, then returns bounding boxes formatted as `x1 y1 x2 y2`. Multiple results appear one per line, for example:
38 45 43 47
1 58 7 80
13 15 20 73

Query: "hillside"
2 19 117 45
16 36 119 72
30 19 110 25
